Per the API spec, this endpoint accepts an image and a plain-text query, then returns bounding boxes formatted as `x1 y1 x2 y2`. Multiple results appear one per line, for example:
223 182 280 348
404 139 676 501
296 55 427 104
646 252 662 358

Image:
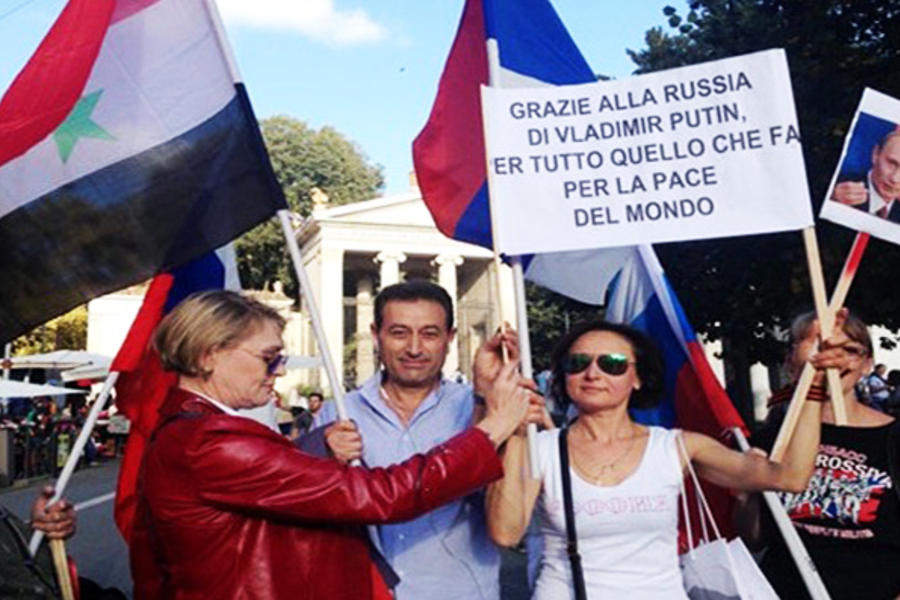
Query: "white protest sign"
819 88 900 245
481 49 814 255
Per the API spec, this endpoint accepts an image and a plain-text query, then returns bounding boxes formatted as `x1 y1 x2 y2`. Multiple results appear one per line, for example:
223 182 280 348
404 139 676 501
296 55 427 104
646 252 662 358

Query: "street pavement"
0 457 533 599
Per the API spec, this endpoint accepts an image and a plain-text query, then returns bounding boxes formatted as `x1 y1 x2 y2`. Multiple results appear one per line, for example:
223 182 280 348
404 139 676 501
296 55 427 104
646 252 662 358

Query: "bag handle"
676 431 723 542
676 431 750 596
559 427 588 600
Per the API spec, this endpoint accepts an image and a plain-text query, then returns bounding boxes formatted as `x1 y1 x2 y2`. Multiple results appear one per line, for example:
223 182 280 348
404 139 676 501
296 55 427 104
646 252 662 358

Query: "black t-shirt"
753 422 900 599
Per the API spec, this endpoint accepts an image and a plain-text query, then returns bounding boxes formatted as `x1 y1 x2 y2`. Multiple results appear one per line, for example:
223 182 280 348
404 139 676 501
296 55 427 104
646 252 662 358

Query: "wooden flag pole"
50 539 75 600
802 226 848 424
484 39 540 478
734 429 832 599
770 232 869 461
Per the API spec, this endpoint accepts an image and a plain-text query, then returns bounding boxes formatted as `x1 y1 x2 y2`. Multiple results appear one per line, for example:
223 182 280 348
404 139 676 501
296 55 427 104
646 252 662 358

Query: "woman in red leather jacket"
130 290 530 599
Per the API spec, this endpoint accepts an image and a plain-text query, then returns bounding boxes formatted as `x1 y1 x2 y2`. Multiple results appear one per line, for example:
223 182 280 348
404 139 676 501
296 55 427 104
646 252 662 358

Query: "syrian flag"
0 0 286 344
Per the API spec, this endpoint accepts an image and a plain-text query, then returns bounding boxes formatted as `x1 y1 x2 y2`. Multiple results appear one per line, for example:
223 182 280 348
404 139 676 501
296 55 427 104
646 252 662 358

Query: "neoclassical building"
294 187 516 393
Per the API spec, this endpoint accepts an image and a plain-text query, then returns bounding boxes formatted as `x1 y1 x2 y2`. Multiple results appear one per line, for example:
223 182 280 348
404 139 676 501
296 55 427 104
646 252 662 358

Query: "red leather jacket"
131 389 503 599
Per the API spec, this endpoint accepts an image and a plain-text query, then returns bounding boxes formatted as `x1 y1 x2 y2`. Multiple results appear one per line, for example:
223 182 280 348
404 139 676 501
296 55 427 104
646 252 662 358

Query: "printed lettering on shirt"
545 494 670 516
779 444 891 536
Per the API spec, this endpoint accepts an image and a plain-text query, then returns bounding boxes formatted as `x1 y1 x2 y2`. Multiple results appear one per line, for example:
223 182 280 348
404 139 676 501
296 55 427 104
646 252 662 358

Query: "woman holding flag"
129 290 531 599
486 319 847 599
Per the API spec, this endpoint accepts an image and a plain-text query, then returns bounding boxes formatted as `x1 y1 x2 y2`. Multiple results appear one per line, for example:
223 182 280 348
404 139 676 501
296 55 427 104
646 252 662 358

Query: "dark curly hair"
550 320 665 411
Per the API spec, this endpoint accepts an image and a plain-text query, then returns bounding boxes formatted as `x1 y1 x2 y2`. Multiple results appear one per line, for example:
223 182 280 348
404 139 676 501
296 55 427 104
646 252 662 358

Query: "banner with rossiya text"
480 48 814 255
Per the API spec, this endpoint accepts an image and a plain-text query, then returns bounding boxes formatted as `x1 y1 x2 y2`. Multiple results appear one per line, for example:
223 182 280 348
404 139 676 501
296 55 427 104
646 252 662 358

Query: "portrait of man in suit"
830 123 900 223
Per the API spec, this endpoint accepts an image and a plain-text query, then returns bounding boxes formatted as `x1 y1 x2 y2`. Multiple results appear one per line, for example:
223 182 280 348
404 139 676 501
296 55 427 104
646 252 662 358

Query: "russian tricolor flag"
0 0 285 343
111 245 240 542
606 246 745 435
412 0 647 303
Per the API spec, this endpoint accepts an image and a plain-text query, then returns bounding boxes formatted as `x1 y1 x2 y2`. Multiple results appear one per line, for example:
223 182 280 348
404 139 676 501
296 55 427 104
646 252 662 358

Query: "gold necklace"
570 426 639 481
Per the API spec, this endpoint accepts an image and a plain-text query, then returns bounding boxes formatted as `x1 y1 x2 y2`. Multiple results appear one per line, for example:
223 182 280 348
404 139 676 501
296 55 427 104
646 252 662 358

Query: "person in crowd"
866 363 891 412
130 290 531 599
887 369 900 416
737 310 899 600
292 390 323 435
485 319 838 599
304 280 521 599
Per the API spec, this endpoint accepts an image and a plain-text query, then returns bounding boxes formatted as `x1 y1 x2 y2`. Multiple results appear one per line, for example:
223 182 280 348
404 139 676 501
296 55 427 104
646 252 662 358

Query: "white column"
355 275 375 382
375 251 407 288
750 362 773 422
318 246 344 396
433 254 464 375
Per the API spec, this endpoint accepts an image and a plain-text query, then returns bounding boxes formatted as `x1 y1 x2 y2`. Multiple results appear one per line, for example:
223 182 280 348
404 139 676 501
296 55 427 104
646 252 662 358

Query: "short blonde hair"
153 290 286 377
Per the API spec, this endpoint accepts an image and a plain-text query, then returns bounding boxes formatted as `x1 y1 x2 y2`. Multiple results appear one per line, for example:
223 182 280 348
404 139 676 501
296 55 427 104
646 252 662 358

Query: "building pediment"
309 190 437 227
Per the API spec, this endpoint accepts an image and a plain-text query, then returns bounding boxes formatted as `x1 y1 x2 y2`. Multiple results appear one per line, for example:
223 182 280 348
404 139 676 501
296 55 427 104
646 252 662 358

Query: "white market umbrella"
3 350 110 370
0 380 87 398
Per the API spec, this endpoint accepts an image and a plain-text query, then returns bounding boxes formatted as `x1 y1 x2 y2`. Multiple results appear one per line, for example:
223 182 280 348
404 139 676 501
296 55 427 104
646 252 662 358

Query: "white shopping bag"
677 434 780 600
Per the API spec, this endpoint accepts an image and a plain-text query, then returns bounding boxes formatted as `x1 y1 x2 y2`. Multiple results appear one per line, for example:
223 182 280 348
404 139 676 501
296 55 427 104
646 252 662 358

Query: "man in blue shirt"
310 280 508 599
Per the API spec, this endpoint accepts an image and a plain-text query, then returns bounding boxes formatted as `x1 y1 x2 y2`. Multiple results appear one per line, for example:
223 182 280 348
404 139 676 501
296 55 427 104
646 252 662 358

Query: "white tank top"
532 426 687 600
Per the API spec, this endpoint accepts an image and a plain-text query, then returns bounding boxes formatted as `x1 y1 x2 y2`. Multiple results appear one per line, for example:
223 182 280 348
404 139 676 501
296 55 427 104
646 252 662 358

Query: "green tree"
526 283 601 372
624 1 900 381
12 305 87 355
237 116 384 296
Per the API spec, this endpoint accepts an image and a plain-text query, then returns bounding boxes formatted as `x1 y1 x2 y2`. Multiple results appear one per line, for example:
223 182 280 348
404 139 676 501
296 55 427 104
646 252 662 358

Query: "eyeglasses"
842 344 868 359
562 352 634 376
240 348 287 375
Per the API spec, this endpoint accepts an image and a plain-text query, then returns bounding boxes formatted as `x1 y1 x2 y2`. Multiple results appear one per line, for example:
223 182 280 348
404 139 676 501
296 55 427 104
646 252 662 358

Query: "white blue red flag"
606 246 746 435
0 0 285 343
412 0 640 303
111 245 239 541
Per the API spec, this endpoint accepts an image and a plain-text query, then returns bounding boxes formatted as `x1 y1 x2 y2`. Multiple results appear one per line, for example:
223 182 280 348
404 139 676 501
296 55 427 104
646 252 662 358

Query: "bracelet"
806 384 829 402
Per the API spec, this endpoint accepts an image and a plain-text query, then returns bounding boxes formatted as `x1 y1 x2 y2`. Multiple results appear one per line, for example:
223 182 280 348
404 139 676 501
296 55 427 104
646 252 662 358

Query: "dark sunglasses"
241 348 288 375
562 352 633 376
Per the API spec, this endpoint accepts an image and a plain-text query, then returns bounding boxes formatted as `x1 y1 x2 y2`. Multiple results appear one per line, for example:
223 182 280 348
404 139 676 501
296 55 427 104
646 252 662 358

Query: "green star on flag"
53 89 115 163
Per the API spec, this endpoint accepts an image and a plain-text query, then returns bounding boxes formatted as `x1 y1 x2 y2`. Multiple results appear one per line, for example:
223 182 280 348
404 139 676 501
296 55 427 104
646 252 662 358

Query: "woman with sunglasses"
486 319 842 599
129 290 531 599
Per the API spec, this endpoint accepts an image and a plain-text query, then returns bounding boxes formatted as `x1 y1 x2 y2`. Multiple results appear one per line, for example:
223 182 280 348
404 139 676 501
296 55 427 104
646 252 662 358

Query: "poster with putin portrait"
820 88 900 244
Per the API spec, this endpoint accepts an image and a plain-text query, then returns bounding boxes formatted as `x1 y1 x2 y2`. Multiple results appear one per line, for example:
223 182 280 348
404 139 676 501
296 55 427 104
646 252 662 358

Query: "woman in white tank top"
486 319 850 599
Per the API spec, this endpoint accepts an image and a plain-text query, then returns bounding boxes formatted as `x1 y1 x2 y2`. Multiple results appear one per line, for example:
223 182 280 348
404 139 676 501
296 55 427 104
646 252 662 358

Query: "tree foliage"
237 116 384 296
12 305 87 355
526 283 601 371
626 1 900 366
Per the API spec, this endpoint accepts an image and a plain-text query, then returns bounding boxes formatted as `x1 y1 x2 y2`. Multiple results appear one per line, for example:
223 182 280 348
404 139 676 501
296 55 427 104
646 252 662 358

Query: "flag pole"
277 211 350 421
50 539 75 600
200 0 350 423
803 226 847 422
733 429 832 599
484 39 541 478
771 232 868 461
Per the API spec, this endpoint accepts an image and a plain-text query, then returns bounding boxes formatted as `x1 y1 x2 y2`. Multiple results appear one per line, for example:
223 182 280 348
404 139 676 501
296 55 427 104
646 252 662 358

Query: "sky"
0 0 675 196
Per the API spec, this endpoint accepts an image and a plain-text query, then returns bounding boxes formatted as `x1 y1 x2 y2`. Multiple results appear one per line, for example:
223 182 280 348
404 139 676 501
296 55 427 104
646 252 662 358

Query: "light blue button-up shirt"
314 373 500 600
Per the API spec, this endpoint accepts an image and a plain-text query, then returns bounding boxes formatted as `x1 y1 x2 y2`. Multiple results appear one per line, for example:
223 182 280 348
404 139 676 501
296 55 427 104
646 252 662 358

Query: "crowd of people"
110 281 897 599
0 396 118 482
858 362 900 416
